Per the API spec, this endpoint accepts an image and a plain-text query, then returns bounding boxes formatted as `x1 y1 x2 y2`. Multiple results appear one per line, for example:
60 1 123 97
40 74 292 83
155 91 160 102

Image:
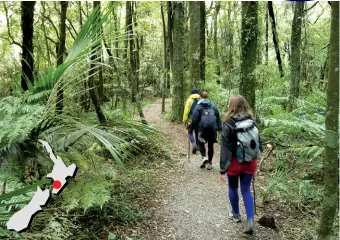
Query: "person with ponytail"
220 95 262 237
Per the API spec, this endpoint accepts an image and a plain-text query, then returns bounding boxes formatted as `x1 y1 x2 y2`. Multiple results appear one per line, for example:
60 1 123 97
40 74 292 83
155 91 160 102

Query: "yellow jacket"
182 93 201 123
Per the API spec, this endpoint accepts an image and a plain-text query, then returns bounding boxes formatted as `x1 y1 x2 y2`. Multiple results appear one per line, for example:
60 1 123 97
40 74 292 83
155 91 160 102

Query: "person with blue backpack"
219 95 262 237
183 88 201 154
190 91 222 170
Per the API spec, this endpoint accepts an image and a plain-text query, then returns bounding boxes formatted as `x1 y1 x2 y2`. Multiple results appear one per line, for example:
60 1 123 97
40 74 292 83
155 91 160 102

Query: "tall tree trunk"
113 6 121 109
94 1 104 103
268 2 284 77
133 2 140 96
230 3 235 71
21 1 36 91
126 1 137 103
287 2 304 112
167 2 174 90
161 4 167 113
130 2 146 123
318 2 339 238
240 2 258 111
122 2 130 113
225 2 234 78
213 2 220 76
172 2 185 122
189 2 201 89
265 3 269 65
88 2 106 123
56 1 68 114
199 1 206 84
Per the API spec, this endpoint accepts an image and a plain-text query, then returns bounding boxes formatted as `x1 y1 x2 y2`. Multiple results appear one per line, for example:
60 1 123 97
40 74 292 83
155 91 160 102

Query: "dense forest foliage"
0 1 338 239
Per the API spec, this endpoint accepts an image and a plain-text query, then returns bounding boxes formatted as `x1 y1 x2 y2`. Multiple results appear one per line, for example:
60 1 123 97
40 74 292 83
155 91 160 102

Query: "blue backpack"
189 98 198 118
200 107 216 129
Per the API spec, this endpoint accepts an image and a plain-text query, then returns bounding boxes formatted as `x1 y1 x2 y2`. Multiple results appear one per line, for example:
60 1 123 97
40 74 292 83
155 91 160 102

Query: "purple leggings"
227 173 254 221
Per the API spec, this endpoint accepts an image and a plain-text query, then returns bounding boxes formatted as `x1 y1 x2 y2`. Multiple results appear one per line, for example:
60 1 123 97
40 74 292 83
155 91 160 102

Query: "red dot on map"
53 180 62 189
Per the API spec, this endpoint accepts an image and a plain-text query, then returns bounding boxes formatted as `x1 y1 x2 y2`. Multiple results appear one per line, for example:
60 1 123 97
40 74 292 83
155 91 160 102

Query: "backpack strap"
224 119 236 131
235 122 256 132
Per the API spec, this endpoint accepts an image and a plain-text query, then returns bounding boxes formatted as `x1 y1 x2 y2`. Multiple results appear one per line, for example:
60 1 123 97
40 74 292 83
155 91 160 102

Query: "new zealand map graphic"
6 140 77 232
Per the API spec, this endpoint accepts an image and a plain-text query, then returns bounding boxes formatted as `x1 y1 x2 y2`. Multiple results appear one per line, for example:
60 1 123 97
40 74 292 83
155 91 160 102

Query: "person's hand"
220 174 226 182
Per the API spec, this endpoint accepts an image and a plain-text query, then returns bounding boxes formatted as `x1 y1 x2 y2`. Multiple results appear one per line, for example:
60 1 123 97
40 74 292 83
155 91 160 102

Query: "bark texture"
172 2 185 122
287 2 304 112
21 1 36 91
56 1 68 113
240 2 258 111
318 2 339 238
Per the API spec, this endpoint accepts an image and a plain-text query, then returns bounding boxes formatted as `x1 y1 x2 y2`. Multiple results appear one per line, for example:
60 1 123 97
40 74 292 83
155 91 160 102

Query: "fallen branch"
258 146 276 172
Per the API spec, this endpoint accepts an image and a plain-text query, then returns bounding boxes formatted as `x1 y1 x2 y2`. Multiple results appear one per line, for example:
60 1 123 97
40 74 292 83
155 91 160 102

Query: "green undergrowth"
201 81 337 238
255 89 338 238
0 98 171 239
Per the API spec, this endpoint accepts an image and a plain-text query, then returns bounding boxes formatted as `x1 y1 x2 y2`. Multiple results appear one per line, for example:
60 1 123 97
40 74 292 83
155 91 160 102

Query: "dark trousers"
198 130 216 163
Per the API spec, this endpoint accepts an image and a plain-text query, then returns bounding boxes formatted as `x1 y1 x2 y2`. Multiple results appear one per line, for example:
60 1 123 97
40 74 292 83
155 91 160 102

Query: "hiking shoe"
228 212 241 223
206 163 213 170
200 157 208 169
242 219 254 237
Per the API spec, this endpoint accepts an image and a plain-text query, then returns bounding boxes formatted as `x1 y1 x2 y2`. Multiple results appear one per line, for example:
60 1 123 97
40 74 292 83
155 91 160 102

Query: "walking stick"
253 174 256 215
187 134 191 163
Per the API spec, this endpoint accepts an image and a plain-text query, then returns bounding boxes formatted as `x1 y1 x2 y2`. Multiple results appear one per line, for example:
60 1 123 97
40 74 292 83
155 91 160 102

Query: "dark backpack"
200 107 216 129
189 98 198 118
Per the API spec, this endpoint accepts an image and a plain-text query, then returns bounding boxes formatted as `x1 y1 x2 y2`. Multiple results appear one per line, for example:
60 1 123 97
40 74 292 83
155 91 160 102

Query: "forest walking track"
141 99 278 240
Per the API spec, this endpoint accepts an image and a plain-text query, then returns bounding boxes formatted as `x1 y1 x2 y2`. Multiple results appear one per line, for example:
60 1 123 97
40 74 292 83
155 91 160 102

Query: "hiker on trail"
183 88 201 154
190 91 222 170
219 95 262 237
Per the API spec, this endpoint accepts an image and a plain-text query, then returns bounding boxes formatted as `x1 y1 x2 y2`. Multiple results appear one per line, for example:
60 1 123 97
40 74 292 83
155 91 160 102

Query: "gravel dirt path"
140 98 279 240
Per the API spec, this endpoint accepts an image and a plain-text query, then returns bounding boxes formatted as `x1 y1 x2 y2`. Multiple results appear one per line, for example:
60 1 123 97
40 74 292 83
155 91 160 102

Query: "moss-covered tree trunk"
199 1 205 85
131 2 146 123
240 2 258 111
167 2 174 90
224 2 234 84
56 1 68 114
161 3 167 113
189 2 200 89
213 2 220 76
171 2 185 123
287 2 304 112
265 3 268 65
268 2 284 78
318 2 339 239
21 1 36 91
127 2 137 103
